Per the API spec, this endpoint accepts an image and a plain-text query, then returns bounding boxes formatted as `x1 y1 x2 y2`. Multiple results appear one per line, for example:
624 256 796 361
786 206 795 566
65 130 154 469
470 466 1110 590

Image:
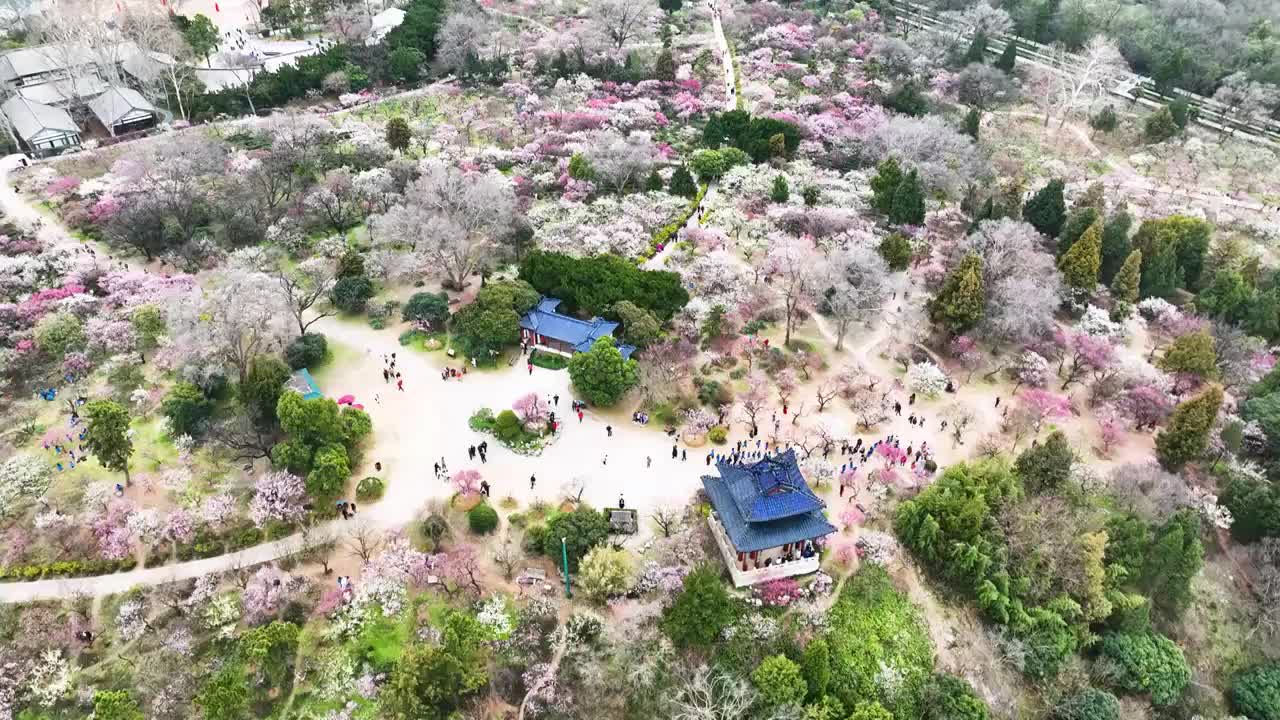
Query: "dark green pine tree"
770 174 790 203
928 253 986 334
1139 239 1182 299
870 157 904 215
1023 179 1066 238
645 169 664 192
1155 385 1222 471
668 166 697 198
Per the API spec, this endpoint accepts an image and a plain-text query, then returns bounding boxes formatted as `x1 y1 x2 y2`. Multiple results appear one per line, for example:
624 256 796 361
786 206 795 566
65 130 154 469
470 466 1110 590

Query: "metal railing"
885 0 1280 145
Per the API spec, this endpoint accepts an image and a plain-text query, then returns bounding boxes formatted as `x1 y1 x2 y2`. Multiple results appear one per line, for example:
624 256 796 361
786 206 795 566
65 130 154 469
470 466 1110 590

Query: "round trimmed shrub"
708 426 728 444
1054 688 1120 720
468 503 499 534
356 476 385 501
285 333 328 370
494 409 524 444
1232 664 1280 720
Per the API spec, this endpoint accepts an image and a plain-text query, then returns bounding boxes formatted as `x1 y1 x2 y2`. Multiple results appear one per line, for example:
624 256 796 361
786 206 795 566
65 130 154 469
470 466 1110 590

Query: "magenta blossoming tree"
1056 330 1116 390
452 469 482 496
1121 382 1175 430
1020 388 1072 432
512 392 550 425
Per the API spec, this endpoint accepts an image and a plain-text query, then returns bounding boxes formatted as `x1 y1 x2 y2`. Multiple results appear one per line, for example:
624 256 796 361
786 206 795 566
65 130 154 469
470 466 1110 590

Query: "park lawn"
311 337 359 388
130 416 180 472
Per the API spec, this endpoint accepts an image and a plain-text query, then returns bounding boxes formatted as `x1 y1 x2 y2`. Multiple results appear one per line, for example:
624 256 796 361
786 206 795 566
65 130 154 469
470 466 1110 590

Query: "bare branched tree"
651 505 683 538
586 0 658 51
344 519 383 564
492 531 520 580
272 257 339 336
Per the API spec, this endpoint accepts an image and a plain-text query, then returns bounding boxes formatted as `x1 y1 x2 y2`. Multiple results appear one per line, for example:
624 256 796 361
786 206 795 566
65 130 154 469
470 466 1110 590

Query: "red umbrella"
353 404 364 410
338 394 355 405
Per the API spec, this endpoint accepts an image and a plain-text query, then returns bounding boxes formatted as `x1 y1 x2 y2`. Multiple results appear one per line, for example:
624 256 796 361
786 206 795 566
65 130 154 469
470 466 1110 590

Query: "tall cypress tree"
1139 237 1182 299
889 169 926 225
929 253 986 334
1111 249 1142 305
1056 207 1101 257
995 39 1017 72
1023 179 1067 238
870 157 904 215
1141 510 1203 617
1155 385 1223 471
668 166 697 198
965 31 989 63
1057 220 1103 290
963 108 981 140
1099 208 1134 284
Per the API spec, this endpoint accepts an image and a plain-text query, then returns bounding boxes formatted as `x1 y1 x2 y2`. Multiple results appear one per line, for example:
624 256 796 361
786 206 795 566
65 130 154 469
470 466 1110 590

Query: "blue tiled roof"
520 296 637 359
702 451 836 552
716 449 825 521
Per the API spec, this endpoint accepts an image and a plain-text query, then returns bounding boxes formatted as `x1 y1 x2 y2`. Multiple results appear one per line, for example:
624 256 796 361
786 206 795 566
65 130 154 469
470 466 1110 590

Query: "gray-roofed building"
0 44 100 88
17 76 110 106
88 86 158 135
702 449 835 587
1 96 80 155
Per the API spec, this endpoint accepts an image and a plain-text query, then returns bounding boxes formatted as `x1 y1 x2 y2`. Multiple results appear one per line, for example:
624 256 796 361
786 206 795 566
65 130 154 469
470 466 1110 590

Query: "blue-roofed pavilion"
519 297 636 360
702 449 835 586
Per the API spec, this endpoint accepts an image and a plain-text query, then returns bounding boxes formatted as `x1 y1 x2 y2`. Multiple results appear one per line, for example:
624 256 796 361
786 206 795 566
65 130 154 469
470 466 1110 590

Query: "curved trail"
0 313 727 602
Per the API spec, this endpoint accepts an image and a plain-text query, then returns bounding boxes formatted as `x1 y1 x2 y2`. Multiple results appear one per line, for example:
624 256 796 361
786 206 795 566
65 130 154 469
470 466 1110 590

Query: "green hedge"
530 351 569 370
644 183 709 261
0 557 138 581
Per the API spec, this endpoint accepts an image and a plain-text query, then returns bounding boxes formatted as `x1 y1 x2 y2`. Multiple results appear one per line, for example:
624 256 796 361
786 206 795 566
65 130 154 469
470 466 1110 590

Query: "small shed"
0 96 80 155
88 86 158 135
286 368 322 400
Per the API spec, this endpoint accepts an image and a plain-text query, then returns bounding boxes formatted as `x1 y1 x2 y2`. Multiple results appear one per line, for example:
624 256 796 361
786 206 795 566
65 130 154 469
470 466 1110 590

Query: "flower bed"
468 407 555 456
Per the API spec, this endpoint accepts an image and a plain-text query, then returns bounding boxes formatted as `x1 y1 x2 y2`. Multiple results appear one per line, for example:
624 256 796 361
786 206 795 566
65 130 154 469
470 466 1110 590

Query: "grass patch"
130 416 179 471
529 350 569 370
354 610 413 670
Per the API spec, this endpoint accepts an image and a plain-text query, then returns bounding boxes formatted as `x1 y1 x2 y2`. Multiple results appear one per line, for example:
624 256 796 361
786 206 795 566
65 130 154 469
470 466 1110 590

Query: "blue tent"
286 368 322 400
